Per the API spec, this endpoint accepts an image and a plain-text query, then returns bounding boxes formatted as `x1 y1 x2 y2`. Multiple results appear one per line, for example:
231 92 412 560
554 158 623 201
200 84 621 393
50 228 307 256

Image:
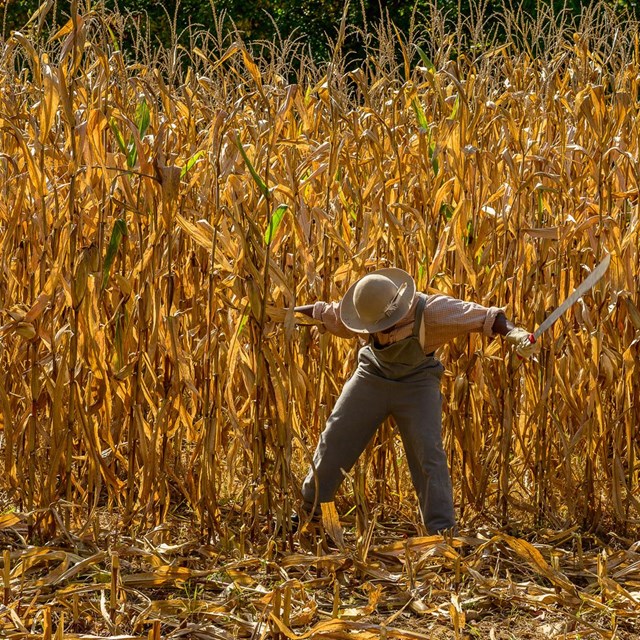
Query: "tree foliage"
2 0 636 62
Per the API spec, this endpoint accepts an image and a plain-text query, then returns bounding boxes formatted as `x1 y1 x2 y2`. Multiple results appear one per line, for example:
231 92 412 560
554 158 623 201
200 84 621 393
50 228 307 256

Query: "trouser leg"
392 374 456 534
301 365 390 512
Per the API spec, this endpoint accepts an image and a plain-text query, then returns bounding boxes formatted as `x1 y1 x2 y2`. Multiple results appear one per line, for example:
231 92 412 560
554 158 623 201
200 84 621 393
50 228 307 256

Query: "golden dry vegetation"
0 1 639 638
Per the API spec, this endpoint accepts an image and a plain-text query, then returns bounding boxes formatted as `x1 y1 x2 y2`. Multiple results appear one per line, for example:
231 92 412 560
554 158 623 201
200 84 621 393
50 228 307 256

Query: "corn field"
0 1 639 637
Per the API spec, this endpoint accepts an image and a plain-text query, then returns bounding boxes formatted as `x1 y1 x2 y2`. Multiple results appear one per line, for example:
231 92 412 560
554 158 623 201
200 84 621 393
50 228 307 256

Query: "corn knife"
529 253 611 343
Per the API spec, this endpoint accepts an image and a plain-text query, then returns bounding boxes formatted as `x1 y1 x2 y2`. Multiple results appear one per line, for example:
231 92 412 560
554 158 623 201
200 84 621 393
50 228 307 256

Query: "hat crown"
339 267 415 334
353 274 401 324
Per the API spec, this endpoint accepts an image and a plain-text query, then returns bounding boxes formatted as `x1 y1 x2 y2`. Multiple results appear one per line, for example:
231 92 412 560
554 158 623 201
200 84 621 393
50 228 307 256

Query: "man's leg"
392 374 456 534
301 366 390 513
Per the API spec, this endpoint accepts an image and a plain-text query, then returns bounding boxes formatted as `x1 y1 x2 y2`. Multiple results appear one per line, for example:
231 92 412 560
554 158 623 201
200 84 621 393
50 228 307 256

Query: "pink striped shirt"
312 293 503 354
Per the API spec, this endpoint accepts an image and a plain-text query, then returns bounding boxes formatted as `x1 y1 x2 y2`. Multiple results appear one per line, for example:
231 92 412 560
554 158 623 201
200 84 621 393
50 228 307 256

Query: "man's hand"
266 305 317 324
506 327 539 359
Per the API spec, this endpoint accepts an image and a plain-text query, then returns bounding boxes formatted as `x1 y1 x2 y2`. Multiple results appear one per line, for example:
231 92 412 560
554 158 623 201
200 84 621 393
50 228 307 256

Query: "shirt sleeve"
312 301 360 338
421 294 504 353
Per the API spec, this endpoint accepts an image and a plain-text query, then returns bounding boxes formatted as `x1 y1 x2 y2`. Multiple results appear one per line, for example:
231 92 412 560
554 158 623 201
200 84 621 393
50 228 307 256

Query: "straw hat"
339 268 416 334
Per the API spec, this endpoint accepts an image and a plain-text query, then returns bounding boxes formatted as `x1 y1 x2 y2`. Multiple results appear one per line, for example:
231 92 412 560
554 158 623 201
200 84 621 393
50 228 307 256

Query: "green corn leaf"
440 203 454 221
126 142 137 168
135 97 150 137
465 220 474 246
412 105 438 175
304 85 313 103
181 150 205 178
416 45 435 71
237 313 249 336
102 219 127 290
107 26 120 51
411 97 428 132
264 204 288 246
449 95 460 120
109 119 128 156
126 98 150 168
108 98 150 168
235 132 269 198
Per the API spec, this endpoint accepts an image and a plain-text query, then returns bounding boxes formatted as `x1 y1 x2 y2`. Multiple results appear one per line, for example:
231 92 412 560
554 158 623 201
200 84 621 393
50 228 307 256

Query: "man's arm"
294 305 315 318
294 302 358 338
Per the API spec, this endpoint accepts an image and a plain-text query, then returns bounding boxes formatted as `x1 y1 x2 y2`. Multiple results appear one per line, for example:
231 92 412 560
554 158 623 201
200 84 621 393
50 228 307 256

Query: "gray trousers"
301 356 456 534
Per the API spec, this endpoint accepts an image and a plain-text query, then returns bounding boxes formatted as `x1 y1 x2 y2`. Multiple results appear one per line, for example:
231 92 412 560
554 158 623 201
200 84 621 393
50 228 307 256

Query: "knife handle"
516 334 537 361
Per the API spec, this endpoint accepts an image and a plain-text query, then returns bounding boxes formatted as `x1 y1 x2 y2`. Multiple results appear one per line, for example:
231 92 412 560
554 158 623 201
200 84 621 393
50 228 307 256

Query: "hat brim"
339 268 416 334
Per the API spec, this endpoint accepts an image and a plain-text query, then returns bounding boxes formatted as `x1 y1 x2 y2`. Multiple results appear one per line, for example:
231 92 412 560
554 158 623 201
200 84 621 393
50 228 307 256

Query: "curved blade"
533 254 611 340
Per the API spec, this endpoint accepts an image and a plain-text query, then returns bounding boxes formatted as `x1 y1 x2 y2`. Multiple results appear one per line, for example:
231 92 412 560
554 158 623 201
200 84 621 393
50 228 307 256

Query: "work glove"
506 327 539 359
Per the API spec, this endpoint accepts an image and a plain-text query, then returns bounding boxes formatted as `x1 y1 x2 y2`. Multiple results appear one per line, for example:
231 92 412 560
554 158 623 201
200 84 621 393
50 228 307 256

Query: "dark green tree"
1 0 636 61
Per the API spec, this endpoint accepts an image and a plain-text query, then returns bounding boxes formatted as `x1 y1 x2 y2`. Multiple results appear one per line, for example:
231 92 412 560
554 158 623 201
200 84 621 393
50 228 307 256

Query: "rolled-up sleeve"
422 294 504 352
312 301 359 338
482 305 504 336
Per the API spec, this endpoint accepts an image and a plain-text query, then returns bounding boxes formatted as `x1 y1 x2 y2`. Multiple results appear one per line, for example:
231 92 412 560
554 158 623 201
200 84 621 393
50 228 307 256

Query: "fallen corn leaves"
1 513 639 639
